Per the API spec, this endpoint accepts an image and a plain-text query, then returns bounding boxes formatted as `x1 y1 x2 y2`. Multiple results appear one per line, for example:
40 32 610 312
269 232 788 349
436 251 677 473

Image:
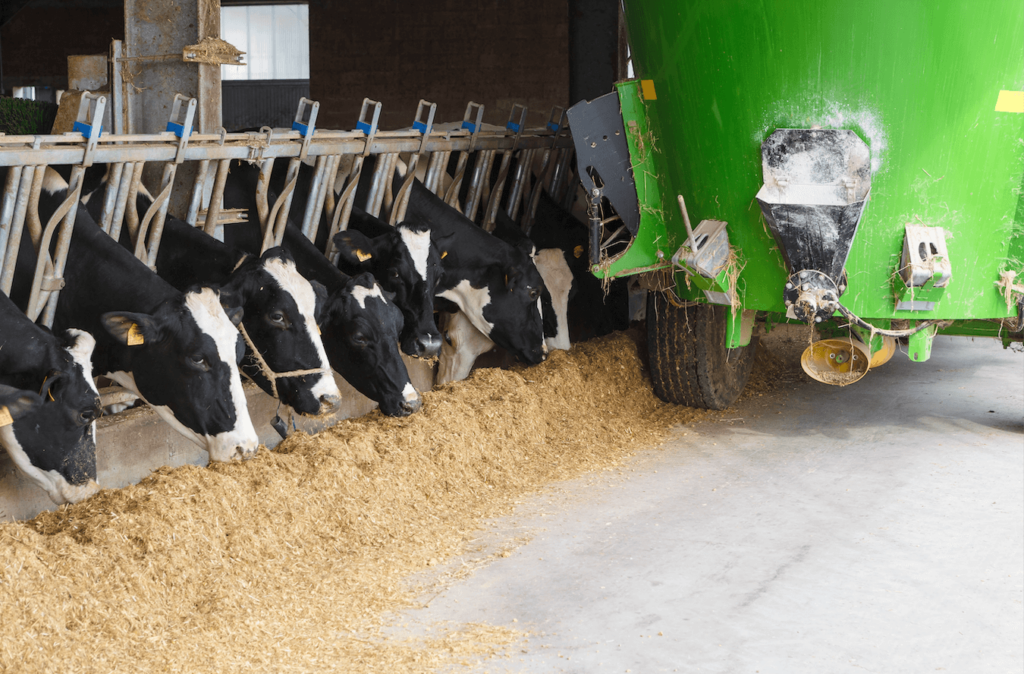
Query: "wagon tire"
646 292 757 410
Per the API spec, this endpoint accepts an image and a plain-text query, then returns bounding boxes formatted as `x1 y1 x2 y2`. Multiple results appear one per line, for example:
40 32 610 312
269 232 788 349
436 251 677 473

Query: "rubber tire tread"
646 292 758 410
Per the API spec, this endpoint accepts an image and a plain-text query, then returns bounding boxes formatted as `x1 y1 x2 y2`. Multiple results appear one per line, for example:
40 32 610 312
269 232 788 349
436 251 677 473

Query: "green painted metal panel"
612 0 1024 322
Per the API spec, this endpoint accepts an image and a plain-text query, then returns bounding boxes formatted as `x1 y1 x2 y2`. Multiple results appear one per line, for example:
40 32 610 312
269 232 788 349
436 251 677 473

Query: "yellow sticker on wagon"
641 79 657 101
995 90 1024 113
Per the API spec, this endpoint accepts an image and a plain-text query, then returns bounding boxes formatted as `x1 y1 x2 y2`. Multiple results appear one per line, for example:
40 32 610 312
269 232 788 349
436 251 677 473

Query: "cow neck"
281 224 351 292
236 322 329 402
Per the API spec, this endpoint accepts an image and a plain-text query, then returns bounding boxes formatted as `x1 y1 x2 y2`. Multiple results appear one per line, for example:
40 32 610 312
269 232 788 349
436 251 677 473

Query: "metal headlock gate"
0 93 577 332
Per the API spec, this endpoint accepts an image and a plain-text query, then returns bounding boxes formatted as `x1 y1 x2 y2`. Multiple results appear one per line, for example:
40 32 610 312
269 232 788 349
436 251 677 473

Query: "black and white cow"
220 163 422 417
0 292 101 504
402 179 547 365
8 168 259 463
244 159 444 361
82 184 341 417
332 207 443 359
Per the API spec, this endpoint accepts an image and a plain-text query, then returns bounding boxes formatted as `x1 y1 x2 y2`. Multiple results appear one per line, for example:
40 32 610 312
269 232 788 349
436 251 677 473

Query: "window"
221 4 309 81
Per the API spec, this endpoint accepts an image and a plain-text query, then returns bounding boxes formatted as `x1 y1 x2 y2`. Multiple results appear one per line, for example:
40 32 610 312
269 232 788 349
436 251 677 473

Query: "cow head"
436 311 495 385
0 329 102 505
225 248 341 416
101 287 259 462
333 220 443 359
319 273 422 417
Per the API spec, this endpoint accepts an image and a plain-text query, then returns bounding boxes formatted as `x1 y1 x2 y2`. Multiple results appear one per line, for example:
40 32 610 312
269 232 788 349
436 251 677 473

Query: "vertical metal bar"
425 150 449 195
464 150 494 223
523 149 555 233
553 148 575 204
300 154 329 240
370 153 398 218
444 151 470 208
185 159 209 226
203 159 231 237
269 157 302 249
324 156 366 262
108 161 135 243
98 162 125 234
483 150 514 231
254 157 276 232
364 152 391 216
144 163 178 268
506 149 534 224
110 40 126 135
322 154 341 229
0 166 22 267
40 166 85 327
124 162 144 246
305 154 336 245
0 167 35 296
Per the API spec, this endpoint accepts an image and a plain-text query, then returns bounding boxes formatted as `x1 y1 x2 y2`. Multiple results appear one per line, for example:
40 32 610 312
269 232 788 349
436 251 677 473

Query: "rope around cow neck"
236 322 330 401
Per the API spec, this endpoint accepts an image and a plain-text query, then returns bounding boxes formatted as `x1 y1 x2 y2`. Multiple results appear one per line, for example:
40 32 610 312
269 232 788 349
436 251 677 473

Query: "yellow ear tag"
316 325 322 335
355 250 372 263
574 245 584 258
127 323 145 346
0 406 13 427
441 251 448 259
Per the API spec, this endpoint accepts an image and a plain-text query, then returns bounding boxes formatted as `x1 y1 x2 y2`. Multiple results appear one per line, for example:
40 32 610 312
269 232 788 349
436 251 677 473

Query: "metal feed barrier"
0 94 576 406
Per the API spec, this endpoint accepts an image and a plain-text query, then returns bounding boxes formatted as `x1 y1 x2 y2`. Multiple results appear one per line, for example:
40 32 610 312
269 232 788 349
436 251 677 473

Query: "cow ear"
0 384 42 423
217 288 245 327
333 230 377 269
309 280 329 323
101 312 161 346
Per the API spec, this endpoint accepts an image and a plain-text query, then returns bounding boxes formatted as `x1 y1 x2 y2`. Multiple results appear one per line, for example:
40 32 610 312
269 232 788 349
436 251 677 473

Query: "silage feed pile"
0 332 732 673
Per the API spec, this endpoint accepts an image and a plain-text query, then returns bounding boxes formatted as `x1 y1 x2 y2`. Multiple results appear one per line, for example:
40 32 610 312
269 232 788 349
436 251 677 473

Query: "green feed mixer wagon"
567 0 1024 409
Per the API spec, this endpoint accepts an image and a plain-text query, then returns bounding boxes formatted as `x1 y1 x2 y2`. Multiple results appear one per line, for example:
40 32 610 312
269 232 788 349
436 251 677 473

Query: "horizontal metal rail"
0 93 577 332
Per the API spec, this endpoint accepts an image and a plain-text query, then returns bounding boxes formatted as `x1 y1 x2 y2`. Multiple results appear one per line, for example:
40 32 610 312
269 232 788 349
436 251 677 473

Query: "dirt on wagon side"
0 331 780 673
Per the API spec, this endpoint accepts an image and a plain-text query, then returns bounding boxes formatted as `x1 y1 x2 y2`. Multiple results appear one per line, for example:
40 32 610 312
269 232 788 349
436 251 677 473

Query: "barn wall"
308 0 569 131
1 0 124 93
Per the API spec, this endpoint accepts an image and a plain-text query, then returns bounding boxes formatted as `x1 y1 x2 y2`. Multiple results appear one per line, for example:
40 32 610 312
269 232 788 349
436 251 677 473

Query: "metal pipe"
25 184 75 320
268 157 302 251
464 150 494 223
98 162 125 234
143 163 178 268
300 154 329 240
483 150 514 231
324 156 365 261
39 166 85 326
254 157 276 232
0 166 23 262
370 153 398 218
444 151 470 208
506 149 534 224
203 158 231 237
184 159 209 226
0 167 35 295
305 154 335 243
108 161 135 243
323 154 342 229
124 162 144 245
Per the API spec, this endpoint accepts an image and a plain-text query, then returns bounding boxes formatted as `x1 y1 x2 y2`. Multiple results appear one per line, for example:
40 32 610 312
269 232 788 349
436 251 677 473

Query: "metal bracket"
896 224 952 311
462 101 485 152
357 98 382 157
506 103 528 151
166 94 197 164
412 99 437 154
73 91 107 168
292 97 319 161
546 106 566 134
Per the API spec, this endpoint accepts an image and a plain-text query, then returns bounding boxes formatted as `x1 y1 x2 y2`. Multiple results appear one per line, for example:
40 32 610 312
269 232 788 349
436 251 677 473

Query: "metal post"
300 153 329 240
0 167 35 296
254 157 276 233
98 162 125 234
185 159 210 226
40 166 86 326
109 162 136 243
124 162 145 245
0 166 22 267
464 150 495 223
202 158 231 237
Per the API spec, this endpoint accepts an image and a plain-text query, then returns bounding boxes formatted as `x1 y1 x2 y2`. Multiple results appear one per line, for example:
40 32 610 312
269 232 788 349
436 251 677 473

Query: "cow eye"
269 311 285 324
80 409 97 423
388 268 400 279
190 354 210 370
528 288 540 300
351 333 368 347
443 330 451 346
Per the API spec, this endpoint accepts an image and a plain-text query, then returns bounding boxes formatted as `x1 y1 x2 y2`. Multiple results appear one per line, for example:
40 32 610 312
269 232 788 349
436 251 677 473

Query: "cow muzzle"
319 392 342 412
417 334 442 359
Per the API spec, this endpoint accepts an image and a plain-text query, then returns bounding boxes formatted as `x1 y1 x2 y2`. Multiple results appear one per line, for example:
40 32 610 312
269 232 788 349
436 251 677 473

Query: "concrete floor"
399 335 1024 673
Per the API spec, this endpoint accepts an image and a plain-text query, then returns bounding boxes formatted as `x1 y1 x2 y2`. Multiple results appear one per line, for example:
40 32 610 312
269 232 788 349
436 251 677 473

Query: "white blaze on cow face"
438 279 494 337
534 249 573 352
350 283 386 309
436 310 495 385
261 256 340 405
0 427 100 504
399 226 432 280
184 288 259 461
402 382 420 402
